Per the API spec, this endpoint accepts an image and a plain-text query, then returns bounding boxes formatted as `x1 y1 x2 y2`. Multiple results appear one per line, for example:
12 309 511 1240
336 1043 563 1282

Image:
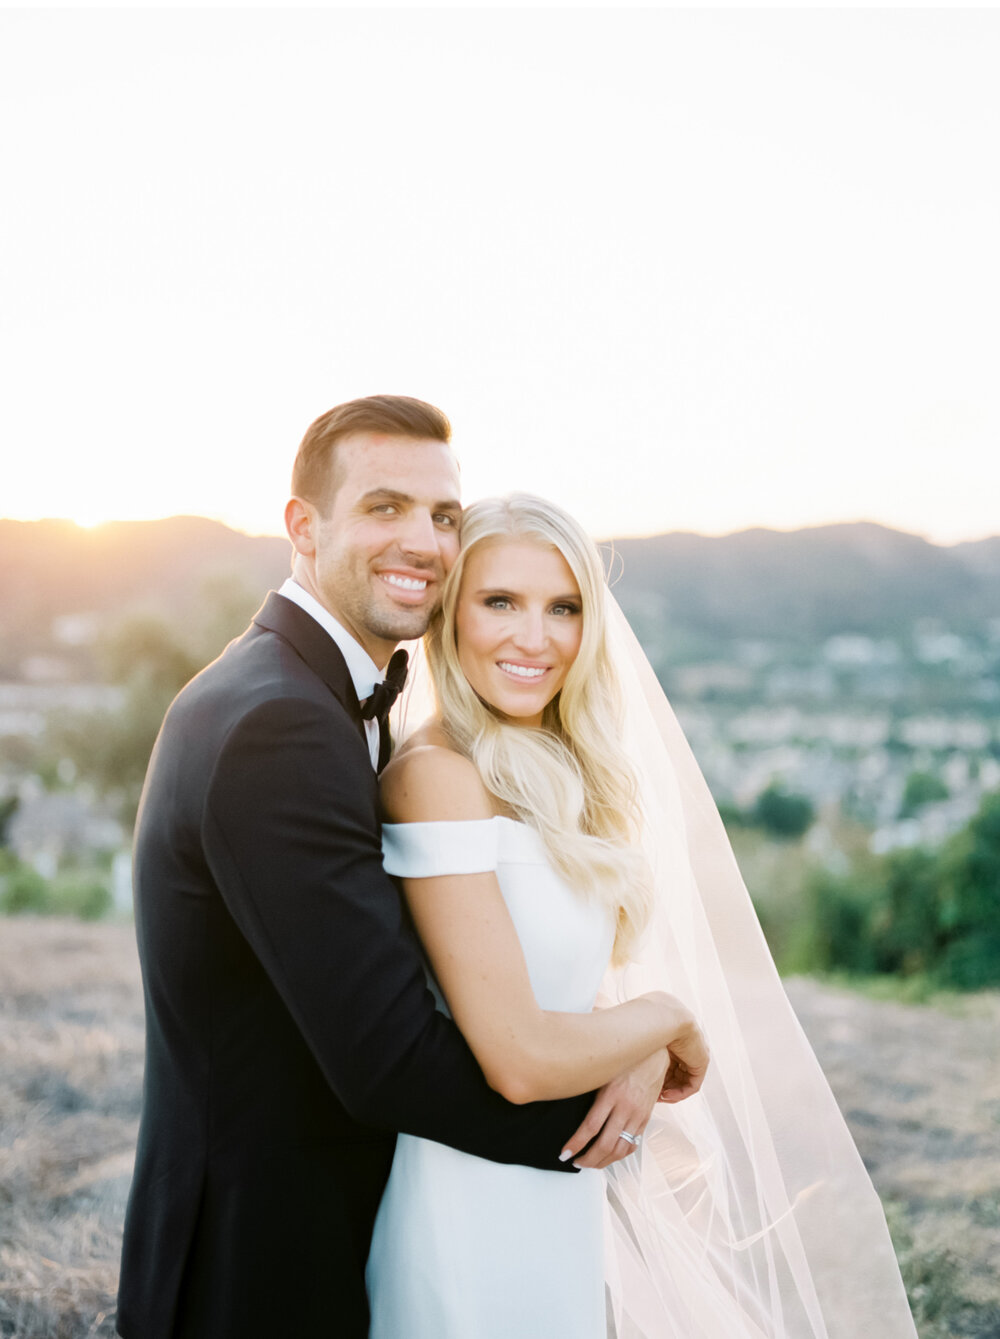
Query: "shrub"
0 854 112 921
49 872 113 921
0 856 51 915
798 867 880 974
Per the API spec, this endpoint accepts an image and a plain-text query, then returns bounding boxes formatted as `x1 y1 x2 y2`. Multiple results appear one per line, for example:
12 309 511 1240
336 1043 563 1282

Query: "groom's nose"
397 506 443 560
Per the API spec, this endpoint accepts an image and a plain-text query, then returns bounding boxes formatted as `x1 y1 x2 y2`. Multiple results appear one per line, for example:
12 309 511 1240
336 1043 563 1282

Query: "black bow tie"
360 649 409 726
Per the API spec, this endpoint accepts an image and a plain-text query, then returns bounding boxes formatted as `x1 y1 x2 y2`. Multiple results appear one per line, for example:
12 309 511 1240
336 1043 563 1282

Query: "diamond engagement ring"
618 1131 641 1146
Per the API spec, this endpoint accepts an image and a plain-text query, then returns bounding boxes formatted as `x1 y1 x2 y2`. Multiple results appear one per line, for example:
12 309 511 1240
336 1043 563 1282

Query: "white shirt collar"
277 578 383 701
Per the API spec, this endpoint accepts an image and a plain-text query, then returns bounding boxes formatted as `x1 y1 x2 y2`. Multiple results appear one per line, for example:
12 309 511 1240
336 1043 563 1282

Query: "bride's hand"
656 1010 710 1104
640 990 710 1104
560 1048 670 1170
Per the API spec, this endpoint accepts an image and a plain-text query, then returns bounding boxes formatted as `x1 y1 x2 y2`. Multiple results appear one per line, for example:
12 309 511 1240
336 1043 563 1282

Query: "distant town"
1 516 999 910
637 616 1000 855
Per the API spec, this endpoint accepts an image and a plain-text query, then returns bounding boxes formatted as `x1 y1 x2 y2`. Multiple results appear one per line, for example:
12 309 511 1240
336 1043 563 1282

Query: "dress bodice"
382 816 614 1014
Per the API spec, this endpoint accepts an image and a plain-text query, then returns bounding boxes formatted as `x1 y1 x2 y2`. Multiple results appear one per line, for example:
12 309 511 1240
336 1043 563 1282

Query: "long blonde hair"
425 494 652 964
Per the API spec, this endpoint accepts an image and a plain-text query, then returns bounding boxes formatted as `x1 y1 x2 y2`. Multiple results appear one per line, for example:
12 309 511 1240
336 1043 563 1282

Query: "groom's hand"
559 1048 670 1170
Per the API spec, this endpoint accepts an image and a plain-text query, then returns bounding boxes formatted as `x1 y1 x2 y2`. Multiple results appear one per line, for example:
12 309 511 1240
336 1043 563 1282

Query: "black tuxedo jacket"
117 593 592 1339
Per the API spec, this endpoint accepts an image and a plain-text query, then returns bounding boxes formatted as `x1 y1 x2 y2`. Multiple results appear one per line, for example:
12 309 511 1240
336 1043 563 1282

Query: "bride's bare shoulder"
381 723 495 822
394 718 454 754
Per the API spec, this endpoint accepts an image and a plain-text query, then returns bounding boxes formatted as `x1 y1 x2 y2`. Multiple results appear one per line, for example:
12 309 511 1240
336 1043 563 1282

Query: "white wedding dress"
366 815 614 1339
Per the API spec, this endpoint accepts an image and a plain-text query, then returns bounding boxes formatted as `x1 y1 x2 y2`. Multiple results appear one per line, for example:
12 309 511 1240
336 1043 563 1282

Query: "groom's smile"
378 568 430 600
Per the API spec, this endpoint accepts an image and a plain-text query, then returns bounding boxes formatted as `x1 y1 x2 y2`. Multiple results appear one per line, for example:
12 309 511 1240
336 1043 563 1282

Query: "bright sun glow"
72 508 115 530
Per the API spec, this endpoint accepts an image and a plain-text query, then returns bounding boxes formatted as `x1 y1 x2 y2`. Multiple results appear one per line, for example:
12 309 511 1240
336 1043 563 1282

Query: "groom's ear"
285 497 317 557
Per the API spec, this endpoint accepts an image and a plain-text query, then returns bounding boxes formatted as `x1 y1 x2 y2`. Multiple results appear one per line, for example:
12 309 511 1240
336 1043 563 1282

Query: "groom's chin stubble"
366 603 438 645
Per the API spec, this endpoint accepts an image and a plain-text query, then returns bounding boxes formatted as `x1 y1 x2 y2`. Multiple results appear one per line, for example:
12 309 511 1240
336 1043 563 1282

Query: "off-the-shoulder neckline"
382 815 526 829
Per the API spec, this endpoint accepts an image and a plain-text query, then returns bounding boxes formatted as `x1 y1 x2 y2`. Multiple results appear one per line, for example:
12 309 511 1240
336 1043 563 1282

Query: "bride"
365 494 917 1338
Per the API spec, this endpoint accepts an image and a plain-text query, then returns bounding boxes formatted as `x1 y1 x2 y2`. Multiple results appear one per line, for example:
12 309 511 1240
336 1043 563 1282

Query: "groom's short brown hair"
292 395 453 507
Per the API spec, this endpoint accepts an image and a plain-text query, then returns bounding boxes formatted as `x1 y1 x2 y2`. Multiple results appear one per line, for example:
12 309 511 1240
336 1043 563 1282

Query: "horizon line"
1 513 997 550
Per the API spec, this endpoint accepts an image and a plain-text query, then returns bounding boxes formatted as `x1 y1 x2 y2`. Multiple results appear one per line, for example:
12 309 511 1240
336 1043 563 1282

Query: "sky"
2 7 998 545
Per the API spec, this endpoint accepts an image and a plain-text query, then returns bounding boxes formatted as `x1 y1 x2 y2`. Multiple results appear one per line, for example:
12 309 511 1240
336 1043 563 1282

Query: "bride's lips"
496 660 550 683
377 569 435 604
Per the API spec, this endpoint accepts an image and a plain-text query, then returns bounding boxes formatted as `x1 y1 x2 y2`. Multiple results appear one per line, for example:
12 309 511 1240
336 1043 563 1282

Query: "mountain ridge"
2 516 997 657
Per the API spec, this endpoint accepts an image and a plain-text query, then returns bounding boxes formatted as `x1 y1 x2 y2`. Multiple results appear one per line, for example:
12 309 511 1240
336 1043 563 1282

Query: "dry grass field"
0 919 142 1338
0 916 998 1338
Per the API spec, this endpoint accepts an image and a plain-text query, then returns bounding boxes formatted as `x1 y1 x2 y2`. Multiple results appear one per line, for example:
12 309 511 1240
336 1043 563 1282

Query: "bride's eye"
484 596 512 611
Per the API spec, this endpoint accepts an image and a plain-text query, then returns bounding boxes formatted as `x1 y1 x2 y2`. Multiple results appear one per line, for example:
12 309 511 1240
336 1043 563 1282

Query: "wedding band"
618 1131 641 1146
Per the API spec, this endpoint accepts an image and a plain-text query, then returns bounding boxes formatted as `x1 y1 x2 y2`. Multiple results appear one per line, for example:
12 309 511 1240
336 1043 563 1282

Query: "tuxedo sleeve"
202 694 593 1171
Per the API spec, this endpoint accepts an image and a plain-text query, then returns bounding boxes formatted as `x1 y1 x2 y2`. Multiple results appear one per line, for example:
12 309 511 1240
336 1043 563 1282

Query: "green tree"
899 769 949 818
47 614 201 827
870 845 945 976
46 579 260 829
935 790 1000 988
798 789 1000 989
751 783 815 840
0 795 18 846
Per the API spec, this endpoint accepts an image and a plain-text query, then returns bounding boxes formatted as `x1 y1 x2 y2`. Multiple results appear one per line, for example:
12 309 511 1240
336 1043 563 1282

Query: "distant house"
8 790 123 879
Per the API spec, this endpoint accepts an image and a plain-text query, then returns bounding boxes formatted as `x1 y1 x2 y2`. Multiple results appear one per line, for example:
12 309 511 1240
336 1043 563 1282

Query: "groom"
116 396 631 1339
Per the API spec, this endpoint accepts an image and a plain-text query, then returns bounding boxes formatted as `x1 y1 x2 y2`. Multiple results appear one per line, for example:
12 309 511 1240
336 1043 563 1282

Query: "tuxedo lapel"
253 592 367 747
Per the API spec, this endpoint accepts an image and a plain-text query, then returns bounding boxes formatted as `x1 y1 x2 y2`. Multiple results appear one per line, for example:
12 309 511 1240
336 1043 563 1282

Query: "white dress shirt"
278 578 383 769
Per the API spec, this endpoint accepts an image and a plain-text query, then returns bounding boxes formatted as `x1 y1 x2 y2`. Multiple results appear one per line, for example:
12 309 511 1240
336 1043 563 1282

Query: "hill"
1 517 998 669
607 522 1000 645
0 517 290 621
0 518 290 666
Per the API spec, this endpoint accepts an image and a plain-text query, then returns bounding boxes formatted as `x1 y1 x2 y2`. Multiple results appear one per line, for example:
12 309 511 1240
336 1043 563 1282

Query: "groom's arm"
203 694 594 1171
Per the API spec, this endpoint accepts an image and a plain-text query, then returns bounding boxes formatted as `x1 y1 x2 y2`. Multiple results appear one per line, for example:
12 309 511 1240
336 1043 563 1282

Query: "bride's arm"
381 744 703 1106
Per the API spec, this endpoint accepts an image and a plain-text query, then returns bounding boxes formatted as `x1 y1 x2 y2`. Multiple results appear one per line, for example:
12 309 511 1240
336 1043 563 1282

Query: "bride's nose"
511 608 547 654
